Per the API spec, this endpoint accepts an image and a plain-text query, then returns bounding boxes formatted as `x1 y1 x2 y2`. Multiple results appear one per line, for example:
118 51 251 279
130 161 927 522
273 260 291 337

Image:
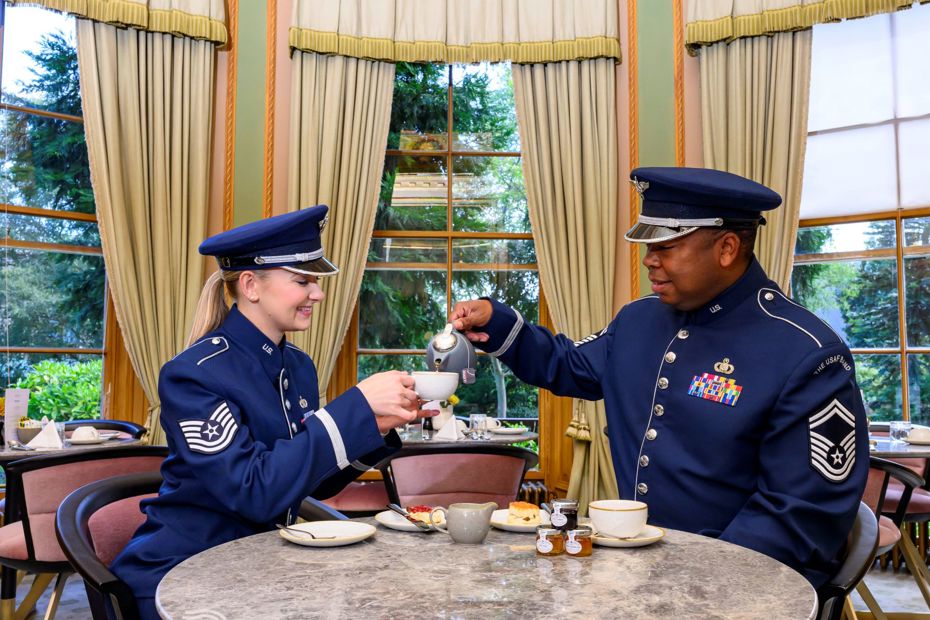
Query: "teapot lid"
431 324 458 352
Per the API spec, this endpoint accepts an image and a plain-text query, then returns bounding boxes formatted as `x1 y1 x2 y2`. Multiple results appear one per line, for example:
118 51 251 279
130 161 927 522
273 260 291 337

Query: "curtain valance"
9 0 227 44
687 0 928 49
290 0 621 64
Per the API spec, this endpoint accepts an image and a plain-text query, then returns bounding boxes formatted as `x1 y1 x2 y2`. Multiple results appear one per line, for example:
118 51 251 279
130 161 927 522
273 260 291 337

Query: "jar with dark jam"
565 527 593 557
536 527 565 556
550 498 579 530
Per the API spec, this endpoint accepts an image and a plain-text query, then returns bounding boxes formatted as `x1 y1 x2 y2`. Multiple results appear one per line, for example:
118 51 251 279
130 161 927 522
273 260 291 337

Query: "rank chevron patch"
574 326 608 347
809 398 856 483
179 402 239 455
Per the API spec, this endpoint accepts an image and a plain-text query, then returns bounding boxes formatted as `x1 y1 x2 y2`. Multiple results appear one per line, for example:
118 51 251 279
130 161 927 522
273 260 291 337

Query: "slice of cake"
406 505 444 525
507 501 540 525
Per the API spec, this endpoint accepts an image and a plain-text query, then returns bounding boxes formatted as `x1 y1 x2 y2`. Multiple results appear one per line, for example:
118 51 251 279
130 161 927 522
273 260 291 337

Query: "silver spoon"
7 439 35 451
275 523 335 540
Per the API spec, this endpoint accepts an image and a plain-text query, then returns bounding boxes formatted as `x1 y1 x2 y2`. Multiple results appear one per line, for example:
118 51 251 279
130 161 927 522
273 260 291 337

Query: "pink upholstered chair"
321 481 390 517
0 446 167 620
56 471 162 620
376 445 538 508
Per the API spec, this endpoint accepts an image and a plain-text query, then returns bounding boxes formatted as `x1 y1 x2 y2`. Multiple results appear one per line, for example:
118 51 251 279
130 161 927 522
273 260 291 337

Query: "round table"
403 431 538 447
156 520 816 619
0 437 141 462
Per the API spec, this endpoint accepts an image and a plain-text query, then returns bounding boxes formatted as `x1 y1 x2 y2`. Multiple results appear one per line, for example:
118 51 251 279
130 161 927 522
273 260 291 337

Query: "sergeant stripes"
179 402 239 455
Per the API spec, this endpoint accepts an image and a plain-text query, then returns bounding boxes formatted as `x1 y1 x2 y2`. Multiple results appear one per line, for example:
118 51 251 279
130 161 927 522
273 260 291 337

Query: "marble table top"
156 519 816 619
403 431 538 446
870 437 930 458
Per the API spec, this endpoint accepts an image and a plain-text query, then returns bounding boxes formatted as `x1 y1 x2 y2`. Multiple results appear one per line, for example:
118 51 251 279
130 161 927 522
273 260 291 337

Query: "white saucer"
68 437 108 445
489 427 528 435
592 524 665 548
278 520 375 547
374 510 440 532
905 438 930 446
490 509 550 532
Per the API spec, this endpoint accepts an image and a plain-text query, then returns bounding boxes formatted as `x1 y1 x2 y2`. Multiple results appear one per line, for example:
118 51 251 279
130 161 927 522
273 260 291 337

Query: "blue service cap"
199 205 339 276
624 167 782 243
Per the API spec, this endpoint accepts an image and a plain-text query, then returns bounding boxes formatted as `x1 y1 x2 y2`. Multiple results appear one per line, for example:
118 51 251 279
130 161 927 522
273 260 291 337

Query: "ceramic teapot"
425 323 477 384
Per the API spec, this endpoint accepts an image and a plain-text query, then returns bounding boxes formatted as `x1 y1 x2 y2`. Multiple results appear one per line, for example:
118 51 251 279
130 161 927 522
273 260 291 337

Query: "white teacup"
484 418 502 430
411 371 459 401
908 427 930 442
588 499 648 539
71 426 99 441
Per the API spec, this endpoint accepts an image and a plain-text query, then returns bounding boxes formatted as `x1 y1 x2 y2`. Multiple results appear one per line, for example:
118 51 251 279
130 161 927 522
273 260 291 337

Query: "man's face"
642 229 729 311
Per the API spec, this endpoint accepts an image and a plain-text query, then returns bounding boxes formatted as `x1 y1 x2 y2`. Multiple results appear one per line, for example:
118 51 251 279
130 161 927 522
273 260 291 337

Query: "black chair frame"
375 444 539 507
64 419 148 440
816 501 879 620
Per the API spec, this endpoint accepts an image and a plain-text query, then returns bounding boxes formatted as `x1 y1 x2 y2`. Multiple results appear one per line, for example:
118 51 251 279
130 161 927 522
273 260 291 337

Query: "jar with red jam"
550 498 579 531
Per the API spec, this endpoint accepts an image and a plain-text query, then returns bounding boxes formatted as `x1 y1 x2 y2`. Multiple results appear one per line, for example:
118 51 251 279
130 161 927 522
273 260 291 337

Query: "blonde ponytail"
186 270 240 347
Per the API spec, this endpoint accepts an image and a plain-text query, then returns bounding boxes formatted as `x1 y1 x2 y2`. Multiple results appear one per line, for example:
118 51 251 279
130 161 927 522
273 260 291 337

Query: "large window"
791 4 930 424
355 62 540 425
1 6 105 408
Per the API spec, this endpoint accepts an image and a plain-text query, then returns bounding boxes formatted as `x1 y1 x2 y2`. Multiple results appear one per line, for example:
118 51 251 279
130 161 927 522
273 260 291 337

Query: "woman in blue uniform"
111 205 421 618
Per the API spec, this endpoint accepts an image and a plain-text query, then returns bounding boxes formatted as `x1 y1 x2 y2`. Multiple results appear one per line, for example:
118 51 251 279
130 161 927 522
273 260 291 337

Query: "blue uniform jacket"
111 305 398 599
478 259 868 587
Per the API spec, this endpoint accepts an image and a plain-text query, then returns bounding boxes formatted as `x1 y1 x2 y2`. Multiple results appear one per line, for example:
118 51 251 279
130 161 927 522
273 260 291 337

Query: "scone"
507 501 540 525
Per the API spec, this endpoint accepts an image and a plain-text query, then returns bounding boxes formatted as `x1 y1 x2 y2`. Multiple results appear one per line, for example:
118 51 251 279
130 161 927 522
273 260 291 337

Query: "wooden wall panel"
102 293 150 427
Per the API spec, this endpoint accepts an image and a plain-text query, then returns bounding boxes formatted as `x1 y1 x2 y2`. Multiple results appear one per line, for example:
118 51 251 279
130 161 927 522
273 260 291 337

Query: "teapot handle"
429 507 448 533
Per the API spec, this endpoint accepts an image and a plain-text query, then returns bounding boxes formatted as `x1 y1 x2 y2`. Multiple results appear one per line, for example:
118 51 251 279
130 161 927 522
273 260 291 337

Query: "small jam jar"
536 526 565 556
564 526 594 557
550 498 579 530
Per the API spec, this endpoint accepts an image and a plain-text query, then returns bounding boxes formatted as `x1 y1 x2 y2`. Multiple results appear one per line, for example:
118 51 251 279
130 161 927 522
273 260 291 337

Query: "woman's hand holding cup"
357 371 436 433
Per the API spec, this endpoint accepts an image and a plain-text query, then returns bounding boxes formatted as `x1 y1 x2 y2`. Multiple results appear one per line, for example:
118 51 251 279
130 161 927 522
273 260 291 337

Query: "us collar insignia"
299 397 308 409
631 178 650 197
688 373 742 407
713 358 734 374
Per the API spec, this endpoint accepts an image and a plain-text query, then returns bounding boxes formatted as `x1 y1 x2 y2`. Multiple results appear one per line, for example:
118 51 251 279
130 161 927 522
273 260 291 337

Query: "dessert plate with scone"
490 502 550 532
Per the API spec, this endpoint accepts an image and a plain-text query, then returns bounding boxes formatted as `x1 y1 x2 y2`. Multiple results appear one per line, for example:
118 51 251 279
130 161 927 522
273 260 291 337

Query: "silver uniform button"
285 400 292 410
764 292 775 301
646 428 657 440
678 329 689 339
654 404 665 416
290 422 297 433
211 338 220 345
657 377 669 389
283 378 289 390
640 455 650 467
637 483 649 495
664 351 676 363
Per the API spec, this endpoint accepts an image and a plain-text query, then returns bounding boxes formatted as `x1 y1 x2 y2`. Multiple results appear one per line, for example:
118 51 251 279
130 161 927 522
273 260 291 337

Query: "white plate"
489 427 529 435
278 520 376 547
98 431 121 440
592 524 665 548
905 438 930 446
374 510 439 532
68 437 109 445
490 508 550 532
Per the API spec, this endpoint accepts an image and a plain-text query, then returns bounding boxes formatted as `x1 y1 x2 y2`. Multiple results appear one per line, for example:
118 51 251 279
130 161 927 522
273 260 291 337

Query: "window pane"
910 354 930 426
857 354 901 421
3 212 100 247
0 108 93 213
893 3 930 118
451 62 520 152
905 255 930 347
1 7 79 117
5 355 103 420
1 248 105 348
452 268 539 324
795 221 895 255
898 117 930 208
388 63 448 151
790 259 898 348
452 156 529 233
376 155 447 231
359 262 447 350
454 355 538 420
905 216 930 248
452 238 536 265
808 15 893 131
357 354 424 380
800 125 897 218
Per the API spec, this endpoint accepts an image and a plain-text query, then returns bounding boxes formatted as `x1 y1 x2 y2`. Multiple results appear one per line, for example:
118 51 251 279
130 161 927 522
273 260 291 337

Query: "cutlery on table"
275 523 335 540
386 503 433 531
7 440 35 451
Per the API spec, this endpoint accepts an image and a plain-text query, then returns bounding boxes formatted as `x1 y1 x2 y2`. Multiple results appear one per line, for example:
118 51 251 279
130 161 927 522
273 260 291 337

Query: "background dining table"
402 430 538 447
869 436 930 459
0 435 141 463
156 518 816 619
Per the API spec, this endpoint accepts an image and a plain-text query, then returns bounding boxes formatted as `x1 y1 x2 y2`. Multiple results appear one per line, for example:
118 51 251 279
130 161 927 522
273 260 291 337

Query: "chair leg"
12 573 53 620
1 565 19 620
842 594 858 620
897 533 930 608
41 572 69 620
855 581 888 620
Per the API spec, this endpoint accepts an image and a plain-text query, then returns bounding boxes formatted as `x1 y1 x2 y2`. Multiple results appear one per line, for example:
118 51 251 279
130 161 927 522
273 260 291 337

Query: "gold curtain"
512 58 619 510
9 0 227 43
698 30 812 290
76 19 214 443
287 52 394 398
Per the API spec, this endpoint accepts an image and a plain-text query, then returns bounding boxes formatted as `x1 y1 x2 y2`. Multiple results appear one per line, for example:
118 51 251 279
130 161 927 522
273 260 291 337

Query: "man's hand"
449 300 493 343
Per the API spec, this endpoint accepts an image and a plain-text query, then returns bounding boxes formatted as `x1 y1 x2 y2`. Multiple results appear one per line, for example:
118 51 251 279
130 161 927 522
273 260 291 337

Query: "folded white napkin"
434 417 461 441
27 422 63 449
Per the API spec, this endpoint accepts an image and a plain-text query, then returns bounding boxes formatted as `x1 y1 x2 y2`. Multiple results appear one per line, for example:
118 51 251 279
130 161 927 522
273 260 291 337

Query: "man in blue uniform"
112 206 420 617
450 167 868 587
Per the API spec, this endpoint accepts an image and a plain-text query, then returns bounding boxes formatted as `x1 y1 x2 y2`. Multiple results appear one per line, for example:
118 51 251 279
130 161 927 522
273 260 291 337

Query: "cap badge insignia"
688 373 742 407
631 178 650 197
319 212 329 232
713 358 734 374
299 397 308 409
